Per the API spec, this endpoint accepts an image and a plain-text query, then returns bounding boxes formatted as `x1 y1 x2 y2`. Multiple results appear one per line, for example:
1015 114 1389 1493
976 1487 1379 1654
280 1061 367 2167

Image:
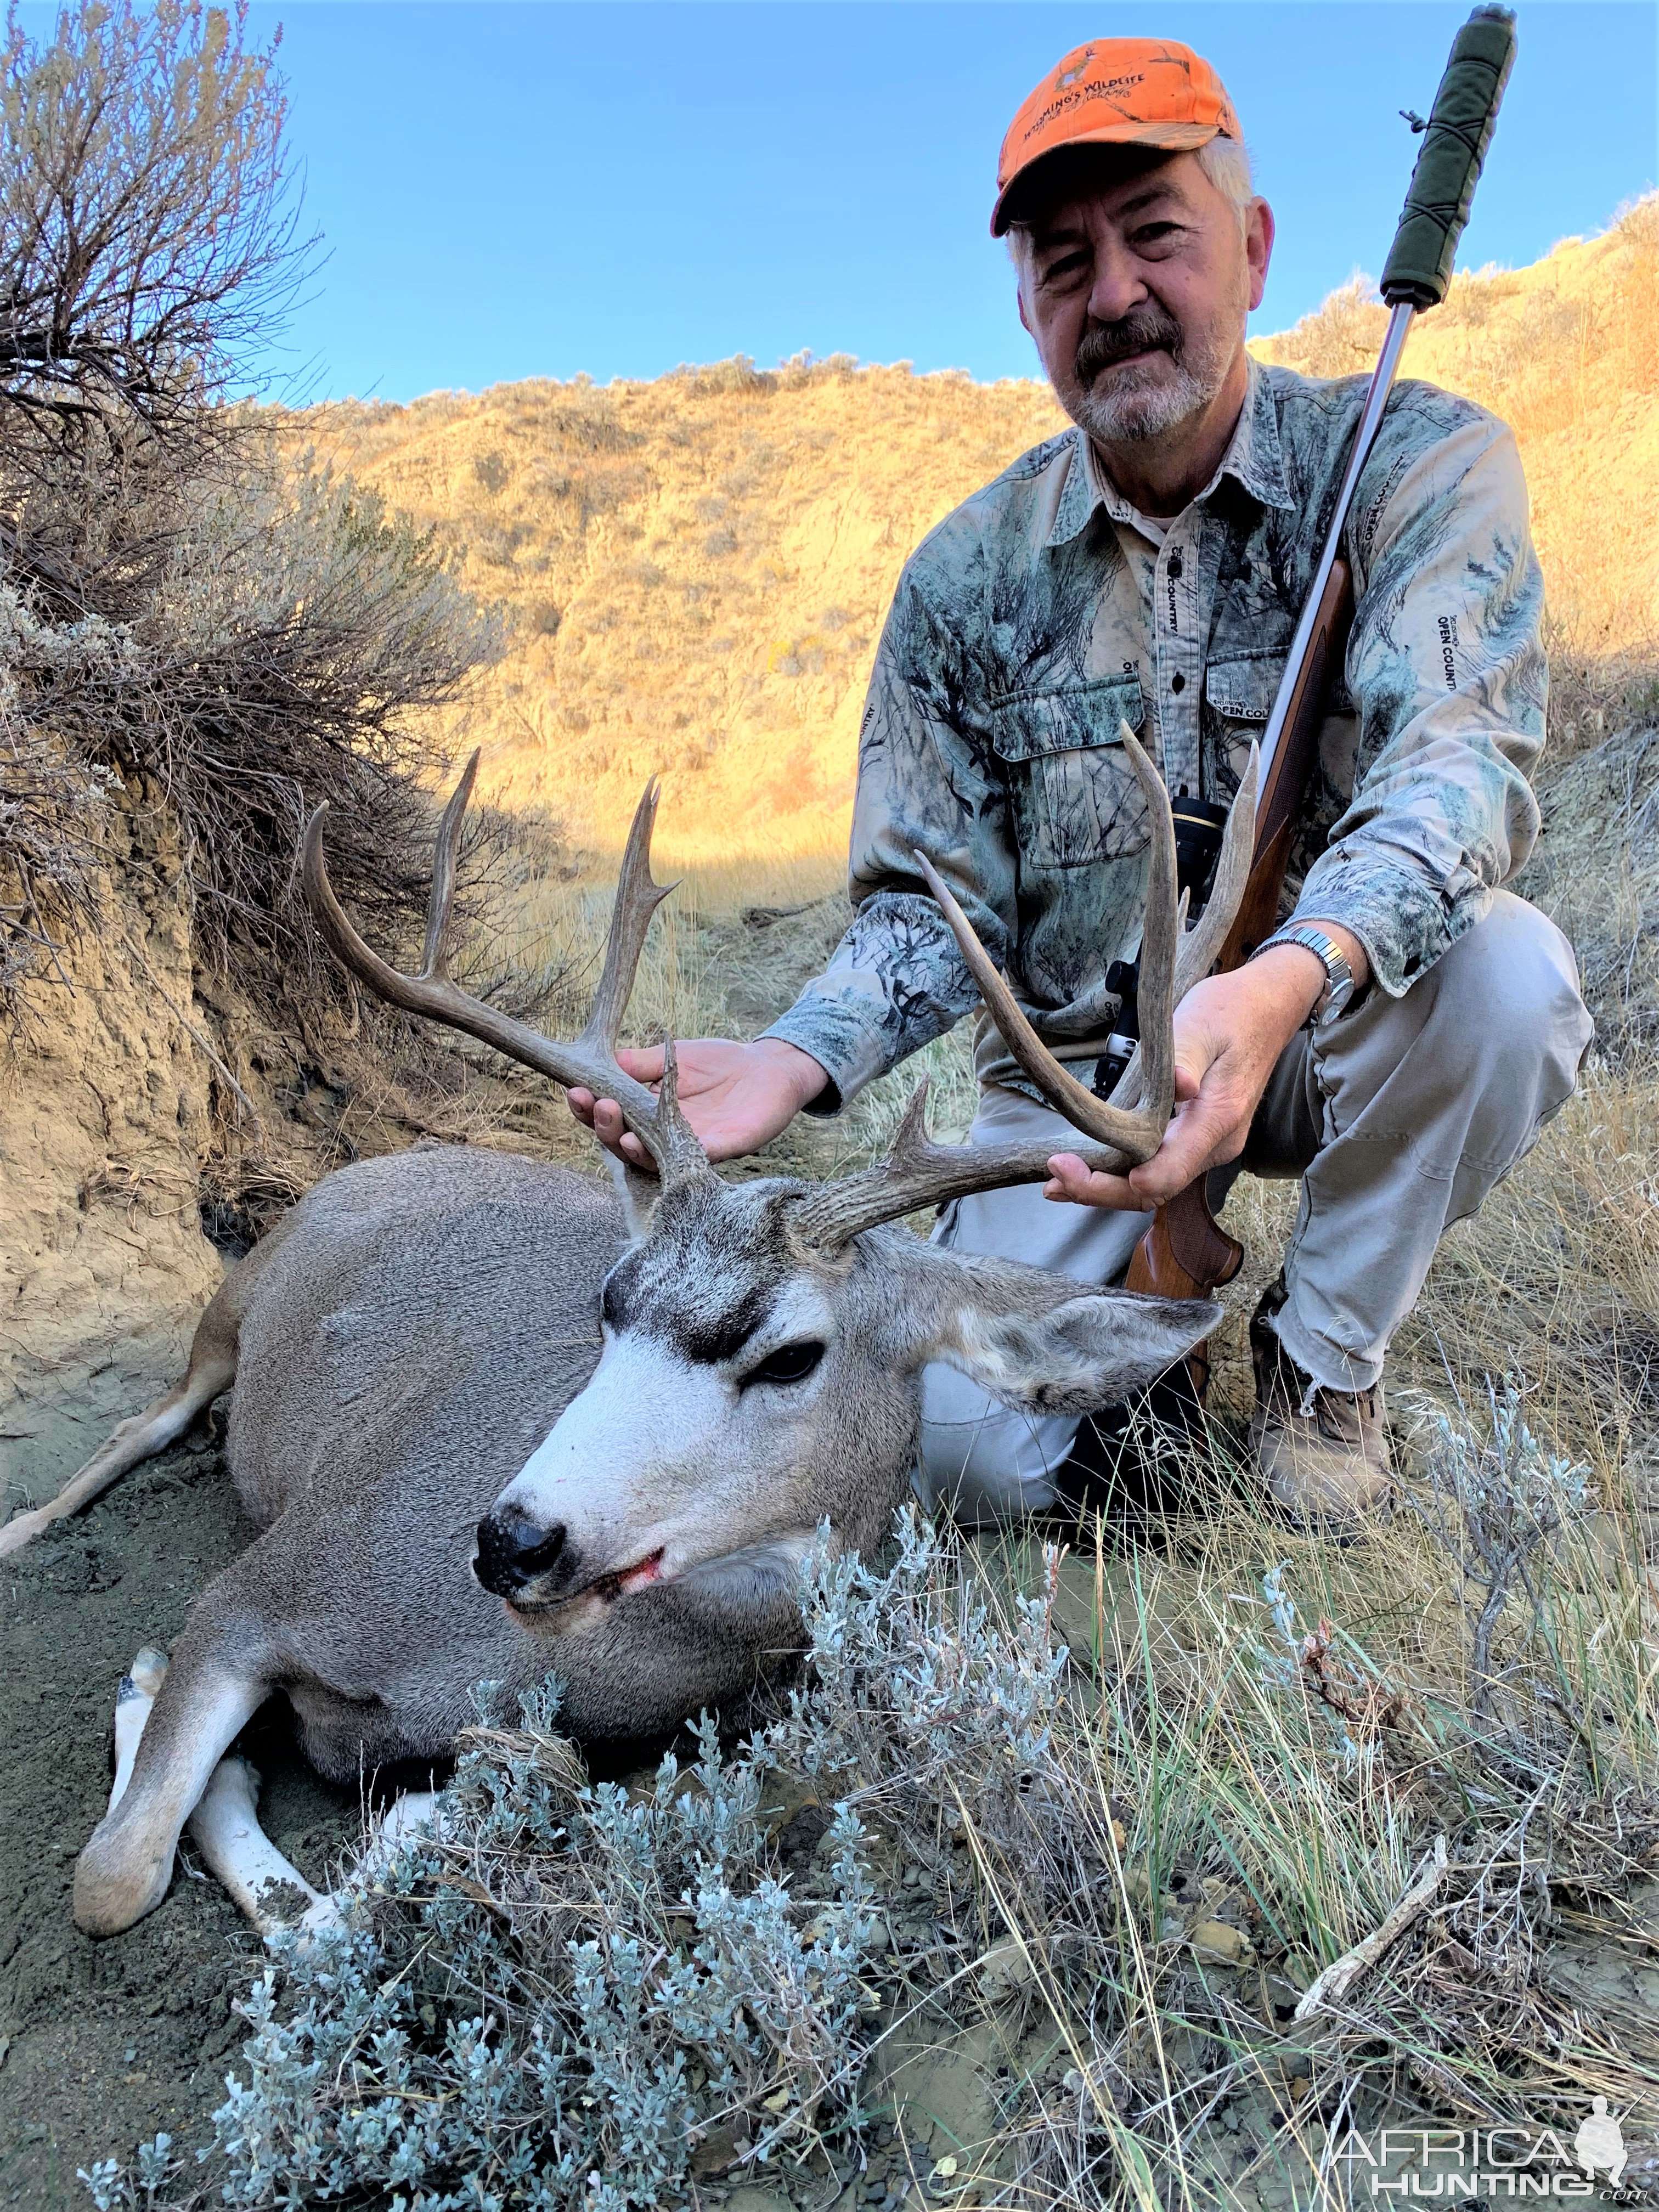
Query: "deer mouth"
585 1546 668 1605
506 1545 669 1618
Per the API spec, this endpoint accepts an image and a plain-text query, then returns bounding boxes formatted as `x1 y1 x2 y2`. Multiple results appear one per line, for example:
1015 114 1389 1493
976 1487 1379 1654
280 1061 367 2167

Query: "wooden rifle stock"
1123 553 1356 1364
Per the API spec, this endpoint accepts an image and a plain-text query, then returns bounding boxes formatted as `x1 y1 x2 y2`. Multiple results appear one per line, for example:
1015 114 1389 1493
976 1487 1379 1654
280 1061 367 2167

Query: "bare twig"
1292 1837 1450 2022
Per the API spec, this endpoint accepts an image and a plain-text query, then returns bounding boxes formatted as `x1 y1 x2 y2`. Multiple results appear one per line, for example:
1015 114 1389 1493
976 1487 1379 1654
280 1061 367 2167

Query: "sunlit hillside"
303 360 1065 870
306 198 1658 869
1254 196 1658 752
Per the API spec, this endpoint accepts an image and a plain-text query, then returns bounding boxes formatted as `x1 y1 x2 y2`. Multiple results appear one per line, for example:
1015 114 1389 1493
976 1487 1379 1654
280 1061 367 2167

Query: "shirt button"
1169 552 1184 579
1171 672 1186 694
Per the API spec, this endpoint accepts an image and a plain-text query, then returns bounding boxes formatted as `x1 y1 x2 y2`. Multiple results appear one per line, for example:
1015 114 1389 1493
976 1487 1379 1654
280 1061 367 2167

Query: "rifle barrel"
1255 300 1416 804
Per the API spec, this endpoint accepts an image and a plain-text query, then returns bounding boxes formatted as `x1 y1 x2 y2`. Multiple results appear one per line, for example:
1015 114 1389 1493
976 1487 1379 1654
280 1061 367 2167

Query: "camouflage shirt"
764 356 1548 1109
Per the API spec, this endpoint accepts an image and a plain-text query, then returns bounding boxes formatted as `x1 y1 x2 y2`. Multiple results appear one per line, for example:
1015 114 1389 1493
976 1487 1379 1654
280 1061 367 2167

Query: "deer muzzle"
472 1505 571 1601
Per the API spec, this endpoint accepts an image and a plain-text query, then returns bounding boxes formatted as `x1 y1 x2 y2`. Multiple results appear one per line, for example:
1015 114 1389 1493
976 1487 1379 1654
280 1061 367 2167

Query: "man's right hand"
566 1037 829 1167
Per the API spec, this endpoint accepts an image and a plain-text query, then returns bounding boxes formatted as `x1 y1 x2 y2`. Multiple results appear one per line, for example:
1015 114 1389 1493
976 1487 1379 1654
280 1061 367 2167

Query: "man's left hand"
1044 925 1367 1210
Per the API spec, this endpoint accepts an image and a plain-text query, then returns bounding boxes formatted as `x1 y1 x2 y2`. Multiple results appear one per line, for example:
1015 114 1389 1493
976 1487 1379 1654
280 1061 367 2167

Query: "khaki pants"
917 889 1593 1521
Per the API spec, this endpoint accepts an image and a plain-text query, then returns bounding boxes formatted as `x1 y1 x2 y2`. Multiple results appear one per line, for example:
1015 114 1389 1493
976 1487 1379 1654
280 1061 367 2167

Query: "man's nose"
1086 239 1150 327
473 1504 568 1597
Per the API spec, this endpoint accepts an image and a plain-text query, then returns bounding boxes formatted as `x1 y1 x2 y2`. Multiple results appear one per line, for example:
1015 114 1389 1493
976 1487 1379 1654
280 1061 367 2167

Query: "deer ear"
932 1290 1222 1415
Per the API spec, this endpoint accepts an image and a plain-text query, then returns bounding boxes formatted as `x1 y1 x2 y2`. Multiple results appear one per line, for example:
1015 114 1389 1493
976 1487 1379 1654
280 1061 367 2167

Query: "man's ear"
884 1241 1220 1414
1246 196 1274 312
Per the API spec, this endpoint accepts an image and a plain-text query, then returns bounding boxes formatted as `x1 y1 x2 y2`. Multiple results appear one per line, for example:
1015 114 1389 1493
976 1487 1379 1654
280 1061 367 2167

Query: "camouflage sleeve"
1294 395 1547 996
760 542 1015 1113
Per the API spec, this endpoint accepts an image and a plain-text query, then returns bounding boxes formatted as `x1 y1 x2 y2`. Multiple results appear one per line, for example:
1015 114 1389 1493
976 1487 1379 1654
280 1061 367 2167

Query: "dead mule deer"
54 730 1252 1939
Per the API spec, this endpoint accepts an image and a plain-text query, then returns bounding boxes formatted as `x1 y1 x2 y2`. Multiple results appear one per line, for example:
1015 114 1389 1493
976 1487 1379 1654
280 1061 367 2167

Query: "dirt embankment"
0 798 244 2205
1 794 223 1521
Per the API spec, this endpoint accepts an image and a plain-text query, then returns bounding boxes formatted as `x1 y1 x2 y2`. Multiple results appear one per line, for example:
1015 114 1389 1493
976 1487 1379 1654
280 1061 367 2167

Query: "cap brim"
991 121 1221 235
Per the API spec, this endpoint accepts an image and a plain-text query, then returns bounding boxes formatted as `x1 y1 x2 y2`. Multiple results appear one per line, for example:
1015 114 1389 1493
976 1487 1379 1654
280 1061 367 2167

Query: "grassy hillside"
303 361 1063 872
1256 196 1659 754
304 198 1657 874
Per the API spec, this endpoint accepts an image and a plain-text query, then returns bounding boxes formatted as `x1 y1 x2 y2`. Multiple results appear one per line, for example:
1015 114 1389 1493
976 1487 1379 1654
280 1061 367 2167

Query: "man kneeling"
569 37 1591 1532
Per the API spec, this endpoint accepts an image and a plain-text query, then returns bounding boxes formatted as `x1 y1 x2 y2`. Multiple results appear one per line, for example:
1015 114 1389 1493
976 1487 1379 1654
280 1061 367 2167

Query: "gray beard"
1070 348 1225 447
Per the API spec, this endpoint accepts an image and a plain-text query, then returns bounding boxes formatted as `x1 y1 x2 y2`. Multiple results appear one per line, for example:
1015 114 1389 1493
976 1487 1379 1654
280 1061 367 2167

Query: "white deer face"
471 1175 1218 1627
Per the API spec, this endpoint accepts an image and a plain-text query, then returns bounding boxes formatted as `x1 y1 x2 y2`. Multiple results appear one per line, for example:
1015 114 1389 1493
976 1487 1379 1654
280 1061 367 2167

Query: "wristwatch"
1252 924 1358 1025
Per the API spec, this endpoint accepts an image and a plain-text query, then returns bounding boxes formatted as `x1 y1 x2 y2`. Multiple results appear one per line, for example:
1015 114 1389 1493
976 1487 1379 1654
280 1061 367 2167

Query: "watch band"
1252 924 1356 1024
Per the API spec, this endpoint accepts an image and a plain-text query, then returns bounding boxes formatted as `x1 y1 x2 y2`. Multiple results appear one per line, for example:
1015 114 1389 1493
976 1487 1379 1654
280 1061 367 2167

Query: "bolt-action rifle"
1120 3 1520 1365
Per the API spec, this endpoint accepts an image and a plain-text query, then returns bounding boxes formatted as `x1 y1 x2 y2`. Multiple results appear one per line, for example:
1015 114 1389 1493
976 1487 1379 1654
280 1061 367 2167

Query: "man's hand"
1044 924 1367 1210
567 1037 829 1168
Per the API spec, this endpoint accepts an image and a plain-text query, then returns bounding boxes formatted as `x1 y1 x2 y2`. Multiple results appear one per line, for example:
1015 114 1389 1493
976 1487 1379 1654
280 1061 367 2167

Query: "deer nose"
473 1505 568 1598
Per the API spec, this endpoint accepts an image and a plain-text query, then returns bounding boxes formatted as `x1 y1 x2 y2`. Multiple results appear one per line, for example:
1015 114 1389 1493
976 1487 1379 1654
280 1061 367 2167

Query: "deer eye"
741 1340 825 1390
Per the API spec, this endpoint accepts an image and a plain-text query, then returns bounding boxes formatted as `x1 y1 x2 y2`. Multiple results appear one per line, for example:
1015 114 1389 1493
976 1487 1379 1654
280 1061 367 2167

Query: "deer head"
302 729 1256 1628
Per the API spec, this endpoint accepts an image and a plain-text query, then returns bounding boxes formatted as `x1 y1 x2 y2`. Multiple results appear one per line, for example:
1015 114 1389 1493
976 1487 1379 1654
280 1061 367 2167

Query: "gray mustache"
1075 311 1184 383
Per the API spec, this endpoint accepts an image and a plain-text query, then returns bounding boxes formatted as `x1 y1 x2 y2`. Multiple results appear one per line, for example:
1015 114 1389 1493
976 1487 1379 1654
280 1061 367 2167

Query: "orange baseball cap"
992 38 1242 235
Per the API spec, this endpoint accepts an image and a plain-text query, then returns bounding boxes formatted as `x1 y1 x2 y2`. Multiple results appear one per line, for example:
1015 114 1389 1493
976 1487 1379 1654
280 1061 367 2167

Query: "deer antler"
1096 740 1260 1114
793 734 1259 1252
912 721 1178 1161
302 753 709 1184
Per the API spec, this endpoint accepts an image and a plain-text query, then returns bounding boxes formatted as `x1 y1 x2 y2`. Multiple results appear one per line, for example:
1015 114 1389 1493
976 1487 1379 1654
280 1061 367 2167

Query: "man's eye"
742 1340 825 1389
1039 253 1090 287
1133 222 1183 249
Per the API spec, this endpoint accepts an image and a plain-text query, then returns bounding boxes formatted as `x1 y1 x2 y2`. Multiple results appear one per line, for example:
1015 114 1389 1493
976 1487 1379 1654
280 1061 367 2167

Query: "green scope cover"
1380 5 1517 309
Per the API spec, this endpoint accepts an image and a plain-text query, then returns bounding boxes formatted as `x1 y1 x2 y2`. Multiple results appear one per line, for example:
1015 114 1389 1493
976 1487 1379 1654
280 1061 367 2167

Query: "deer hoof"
74 1824 175 1938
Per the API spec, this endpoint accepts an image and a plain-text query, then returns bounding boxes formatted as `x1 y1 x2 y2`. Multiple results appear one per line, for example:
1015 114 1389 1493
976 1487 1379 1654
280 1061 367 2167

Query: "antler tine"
573 781 707 1184
652 1035 708 1183
1103 741 1259 1114
579 778 675 1054
420 749 479 981
795 721 1215 1253
302 768 707 1182
1118 720 1180 1135
1172 740 1258 1006
794 1079 1139 1251
914 853 1165 1166
910 717 1176 1168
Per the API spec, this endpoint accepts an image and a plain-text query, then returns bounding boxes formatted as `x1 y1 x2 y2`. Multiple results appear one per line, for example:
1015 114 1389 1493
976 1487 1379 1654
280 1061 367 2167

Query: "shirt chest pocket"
1203 655 1283 792
989 680 1149 871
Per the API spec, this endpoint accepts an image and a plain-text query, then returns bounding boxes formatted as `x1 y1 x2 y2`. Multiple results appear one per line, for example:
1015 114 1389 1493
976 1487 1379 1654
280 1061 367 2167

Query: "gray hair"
1195 132 1255 228
1005 132 1257 274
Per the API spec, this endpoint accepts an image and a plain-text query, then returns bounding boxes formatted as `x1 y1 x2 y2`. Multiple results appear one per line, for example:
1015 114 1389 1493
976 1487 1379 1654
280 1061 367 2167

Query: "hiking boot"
1249 1300 1391 1531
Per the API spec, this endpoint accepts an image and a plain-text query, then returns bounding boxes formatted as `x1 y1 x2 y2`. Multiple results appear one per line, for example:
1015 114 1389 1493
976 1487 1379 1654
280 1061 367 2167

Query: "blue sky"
219 3 1657 398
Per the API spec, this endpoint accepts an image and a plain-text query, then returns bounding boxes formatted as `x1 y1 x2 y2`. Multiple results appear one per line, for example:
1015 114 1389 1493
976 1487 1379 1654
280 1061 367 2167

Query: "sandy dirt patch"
0 1432 359 2211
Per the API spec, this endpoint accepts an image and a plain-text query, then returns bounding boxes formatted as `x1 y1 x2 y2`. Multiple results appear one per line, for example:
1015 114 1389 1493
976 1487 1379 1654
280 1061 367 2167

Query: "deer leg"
187 1758 328 1940
0 1277 243 1561
290 1790 449 1940
190 1778 447 1944
76 1602 268 1937
95 1640 444 1944
106 1649 322 1938
109 1647 172 1813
